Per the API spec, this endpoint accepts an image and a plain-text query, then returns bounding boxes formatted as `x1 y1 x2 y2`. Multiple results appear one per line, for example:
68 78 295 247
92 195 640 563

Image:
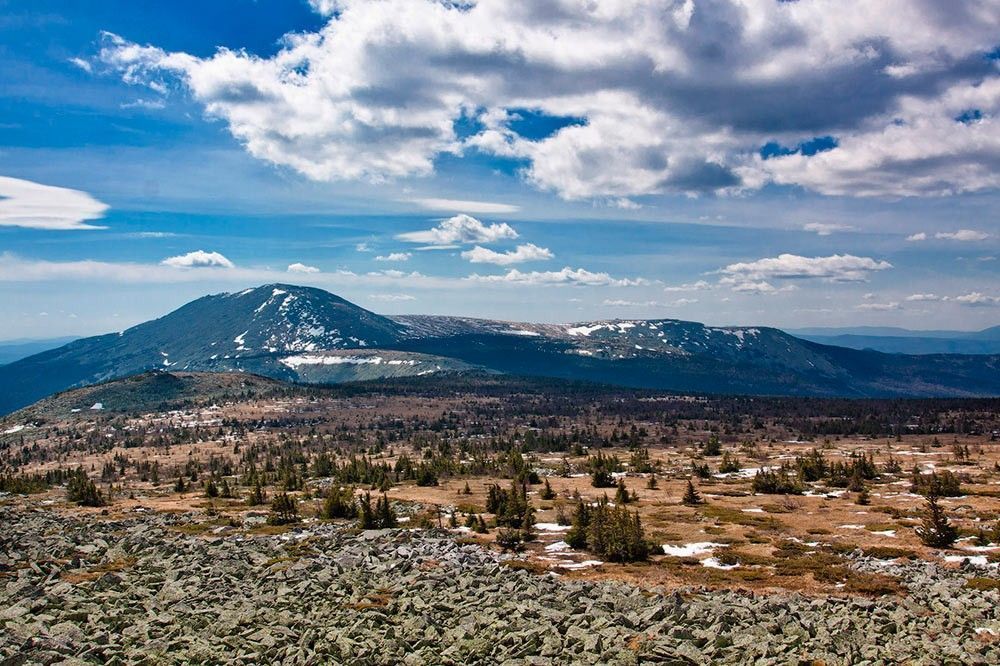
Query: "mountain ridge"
0 283 997 414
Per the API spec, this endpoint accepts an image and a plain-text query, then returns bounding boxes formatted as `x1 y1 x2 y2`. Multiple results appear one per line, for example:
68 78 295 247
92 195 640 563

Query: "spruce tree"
614 479 631 505
856 485 871 506
267 493 299 525
916 494 958 547
682 480 703 506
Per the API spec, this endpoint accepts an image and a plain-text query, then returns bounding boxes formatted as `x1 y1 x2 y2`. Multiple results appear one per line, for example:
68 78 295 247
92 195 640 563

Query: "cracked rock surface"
1 505 998 665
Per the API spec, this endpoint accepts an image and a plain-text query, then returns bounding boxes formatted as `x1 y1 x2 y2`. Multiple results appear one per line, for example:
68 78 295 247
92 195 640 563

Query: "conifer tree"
614 479 631 505
540 478 556 500
682 480 703 506
267 493 299 525
916 494 958 547
856 485 871 506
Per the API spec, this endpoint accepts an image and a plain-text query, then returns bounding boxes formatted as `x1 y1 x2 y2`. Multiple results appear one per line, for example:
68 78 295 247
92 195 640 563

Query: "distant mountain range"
0 337 79 366
0 284 997 414
787 326 1000 355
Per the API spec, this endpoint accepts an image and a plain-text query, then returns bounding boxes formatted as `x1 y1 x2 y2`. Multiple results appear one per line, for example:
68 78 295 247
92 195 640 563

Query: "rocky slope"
1 505 997 665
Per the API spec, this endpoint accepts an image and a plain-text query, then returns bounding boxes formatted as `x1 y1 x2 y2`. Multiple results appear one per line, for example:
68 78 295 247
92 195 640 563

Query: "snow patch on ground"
662 542 725 557
280 355 393 369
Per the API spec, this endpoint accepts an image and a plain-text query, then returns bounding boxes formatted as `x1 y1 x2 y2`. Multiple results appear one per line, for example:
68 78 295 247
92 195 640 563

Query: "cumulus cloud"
97 1 1000 201
161 250 234 269
952 291 1000 306
906 232 928 242
718 254 892 284
467 266 645 287
905 293 940 301
374 252 412 262
804 222 853 236
935 229 990 241
397 214 517 247
461 243 553 265
0 176 108 230
409 198 520 214
663 280 711 292
287 262 320 273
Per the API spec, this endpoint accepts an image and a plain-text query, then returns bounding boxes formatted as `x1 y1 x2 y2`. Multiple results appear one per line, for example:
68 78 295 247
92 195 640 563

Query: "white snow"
545 540 571 552
566 323 607 337
534 523 570 532
944 554 992 566
557 559 603 570
701 557 739 570
2 425 26 435
662 542 725 557
233 331 248 350
504 329 540 336
279 355 391 369
90 402 103 410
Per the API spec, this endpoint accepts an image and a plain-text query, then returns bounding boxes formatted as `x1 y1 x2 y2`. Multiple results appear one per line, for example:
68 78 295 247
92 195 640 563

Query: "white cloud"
68 57 92 73
906 232 927 242
355 242 372 253
374 252 412 262
409 198 520 214
98 1 1000 201
0 176 108 230
368 293 416 302
461 243 553 265
905 293 940 301
935 229 990 241
161 250 234 269
718 254 892 283
663 280 711 292
855 301 901 311
603 299 658 307
803 222 853 236
287 262 320 273
397 214 517 246
952 292 999 306
467 266 645 287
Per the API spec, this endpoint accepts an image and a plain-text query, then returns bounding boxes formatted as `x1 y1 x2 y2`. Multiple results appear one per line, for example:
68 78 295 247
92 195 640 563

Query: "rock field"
1 505 998 665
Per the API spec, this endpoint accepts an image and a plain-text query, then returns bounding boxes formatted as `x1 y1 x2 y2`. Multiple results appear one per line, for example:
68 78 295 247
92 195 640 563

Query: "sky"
1 0 998 340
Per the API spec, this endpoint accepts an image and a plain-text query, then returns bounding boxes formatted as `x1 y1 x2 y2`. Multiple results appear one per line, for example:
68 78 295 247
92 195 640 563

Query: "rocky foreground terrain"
1 505 998 665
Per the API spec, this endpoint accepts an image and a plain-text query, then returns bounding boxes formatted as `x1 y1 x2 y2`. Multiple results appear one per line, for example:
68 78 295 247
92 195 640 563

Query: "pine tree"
322 486 357 519
205 479 219 498
462 481 472 495
267 493 299 525
246 481 266 507
476 515 489 534
375 493 397 528
358 492 376 529
682 480 702 506
66 469 105 507
856 485 871 506
614 479 631 504
915 494 958 547
646 474 658 490
174 477 186 493
540 478 556 500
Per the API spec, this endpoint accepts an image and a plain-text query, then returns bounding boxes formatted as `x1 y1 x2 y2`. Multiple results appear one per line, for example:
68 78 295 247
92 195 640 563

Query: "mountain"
0 336 79 366
1 283 997 414
786 325 1000 355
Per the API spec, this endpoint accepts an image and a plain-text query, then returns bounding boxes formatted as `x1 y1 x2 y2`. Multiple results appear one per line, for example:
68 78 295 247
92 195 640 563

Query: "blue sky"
1 0 998 339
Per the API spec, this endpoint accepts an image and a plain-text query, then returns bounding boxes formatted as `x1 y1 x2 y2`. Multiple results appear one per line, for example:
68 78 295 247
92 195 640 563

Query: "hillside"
0 283 997 414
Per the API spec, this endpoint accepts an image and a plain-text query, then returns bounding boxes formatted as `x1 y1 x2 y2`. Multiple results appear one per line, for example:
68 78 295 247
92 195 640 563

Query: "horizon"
2 281 998 344
2 1 998 339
